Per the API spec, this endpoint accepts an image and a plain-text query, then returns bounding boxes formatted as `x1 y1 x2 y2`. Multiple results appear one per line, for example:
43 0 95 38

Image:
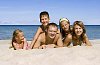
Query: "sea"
0 25 100 41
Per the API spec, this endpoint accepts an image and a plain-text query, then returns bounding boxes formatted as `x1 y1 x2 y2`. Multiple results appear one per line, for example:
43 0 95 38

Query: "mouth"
77 31 82 35
43 22 48 25
50 34 55 38
64 28 68 31
21 38 24 41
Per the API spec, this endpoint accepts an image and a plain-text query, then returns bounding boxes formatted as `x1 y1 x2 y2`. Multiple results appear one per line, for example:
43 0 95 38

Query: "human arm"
84 34 92 46
23 38 29 50
12 42 20 50
30 27 43 49
47 44 56 48
38 44 56 49
63 34 72 47
56 34 63 47
33 34 42 49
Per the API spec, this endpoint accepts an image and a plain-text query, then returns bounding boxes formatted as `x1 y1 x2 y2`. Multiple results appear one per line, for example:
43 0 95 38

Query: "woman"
59 18 72 47
72 21 92 46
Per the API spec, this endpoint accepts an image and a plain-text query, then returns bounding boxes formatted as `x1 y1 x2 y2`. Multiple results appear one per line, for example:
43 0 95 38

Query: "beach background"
0 25 100 65
0 25 100 40
0 0 100 64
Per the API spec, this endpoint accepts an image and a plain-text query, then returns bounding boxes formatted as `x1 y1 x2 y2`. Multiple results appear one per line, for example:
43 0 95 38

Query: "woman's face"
74 25 83 36
61 21 69 32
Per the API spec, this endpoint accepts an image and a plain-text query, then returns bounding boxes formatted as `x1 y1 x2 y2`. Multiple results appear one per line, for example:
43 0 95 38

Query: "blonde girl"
11 29 28 50
59 18 72 47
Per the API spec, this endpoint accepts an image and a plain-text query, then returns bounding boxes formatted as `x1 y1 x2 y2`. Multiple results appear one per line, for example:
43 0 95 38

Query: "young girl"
30 11 50 49
59 18 72 47
72 21 92 46
11 29 29 50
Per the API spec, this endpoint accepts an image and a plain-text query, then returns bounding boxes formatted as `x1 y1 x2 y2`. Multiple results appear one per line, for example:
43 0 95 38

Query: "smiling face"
15 32 25 43
60 20 70 32
47 26 58 39
40 15 50 26
74 25 83 36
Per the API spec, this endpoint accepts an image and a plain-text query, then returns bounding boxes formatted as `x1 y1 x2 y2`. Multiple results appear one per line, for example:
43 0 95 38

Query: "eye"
79 28 82 29
45 18 47 20
75 28 78 29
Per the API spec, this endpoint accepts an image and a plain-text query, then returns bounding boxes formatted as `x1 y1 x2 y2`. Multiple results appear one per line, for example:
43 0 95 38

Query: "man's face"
40 15 49 26
47 26 58 39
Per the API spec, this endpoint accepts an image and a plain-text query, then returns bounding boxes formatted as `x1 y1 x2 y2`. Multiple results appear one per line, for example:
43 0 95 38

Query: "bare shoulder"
38 33 45 39
36 26 43 33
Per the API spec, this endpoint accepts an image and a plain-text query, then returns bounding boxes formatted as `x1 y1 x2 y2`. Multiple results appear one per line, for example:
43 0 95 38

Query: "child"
30 11 50 49
59 18 72 47
72 21 92 46
33 23 63 49
11 29 29 50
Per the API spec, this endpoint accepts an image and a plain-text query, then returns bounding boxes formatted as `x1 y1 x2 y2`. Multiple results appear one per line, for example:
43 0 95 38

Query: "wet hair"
40 11 50 22
72 21 86 41
59 18 71 38
11 29 23 48
46 22 58 31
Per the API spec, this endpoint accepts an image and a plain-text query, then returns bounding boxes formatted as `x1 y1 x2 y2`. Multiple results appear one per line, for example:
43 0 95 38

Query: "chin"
50 36 55 39
21 40 24 42
43 24 48 26
77 34 82 36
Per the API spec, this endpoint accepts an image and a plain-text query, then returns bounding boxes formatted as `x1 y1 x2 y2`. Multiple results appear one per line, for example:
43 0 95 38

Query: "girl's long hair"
11 29 23 48
59 18 71 38
72 21 86 41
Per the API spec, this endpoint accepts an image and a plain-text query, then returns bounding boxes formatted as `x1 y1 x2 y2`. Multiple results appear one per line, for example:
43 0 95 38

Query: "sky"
0 0 100 25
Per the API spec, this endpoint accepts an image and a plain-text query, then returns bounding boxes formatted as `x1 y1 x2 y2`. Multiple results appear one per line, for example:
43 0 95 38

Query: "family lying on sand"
10 11 92 50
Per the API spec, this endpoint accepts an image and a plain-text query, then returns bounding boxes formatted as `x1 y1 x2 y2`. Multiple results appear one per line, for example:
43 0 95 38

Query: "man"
33 23 63 49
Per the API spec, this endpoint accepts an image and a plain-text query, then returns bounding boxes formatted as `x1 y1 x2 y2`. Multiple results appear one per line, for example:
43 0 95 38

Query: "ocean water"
0 25 100 41
0 25 39 41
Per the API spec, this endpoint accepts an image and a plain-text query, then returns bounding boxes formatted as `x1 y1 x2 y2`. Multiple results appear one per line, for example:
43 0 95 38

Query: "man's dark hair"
40 11 49 22
46 22 58 30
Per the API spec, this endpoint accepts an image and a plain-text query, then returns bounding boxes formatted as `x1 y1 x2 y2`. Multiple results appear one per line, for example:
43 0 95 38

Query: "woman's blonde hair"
59 18 71 38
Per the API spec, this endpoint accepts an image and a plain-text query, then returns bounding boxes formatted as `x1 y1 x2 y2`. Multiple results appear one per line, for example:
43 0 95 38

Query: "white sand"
0 40 100 65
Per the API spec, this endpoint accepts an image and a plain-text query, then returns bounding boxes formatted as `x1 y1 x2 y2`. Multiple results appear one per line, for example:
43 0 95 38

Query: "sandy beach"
0 40 100 65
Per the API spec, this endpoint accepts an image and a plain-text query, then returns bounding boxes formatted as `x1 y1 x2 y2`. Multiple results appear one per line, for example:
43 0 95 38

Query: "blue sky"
0 0 100 25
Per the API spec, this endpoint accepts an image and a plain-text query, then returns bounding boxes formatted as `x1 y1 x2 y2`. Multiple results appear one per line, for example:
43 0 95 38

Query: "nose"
42 20 47 24
77 28 80 31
